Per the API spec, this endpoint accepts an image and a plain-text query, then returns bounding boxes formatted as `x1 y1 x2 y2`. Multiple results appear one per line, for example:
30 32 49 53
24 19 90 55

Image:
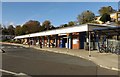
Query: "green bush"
2 39 21 44
2 39 11 42
14 40 21 44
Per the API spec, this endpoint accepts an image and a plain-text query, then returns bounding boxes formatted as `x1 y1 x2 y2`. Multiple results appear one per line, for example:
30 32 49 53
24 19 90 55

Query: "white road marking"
1 47 5 49
0 50 2 53
1 46 24 49
0 69 18 75
7 46 11 48
20 47 23 48
0 69 31 77
14 47 18 48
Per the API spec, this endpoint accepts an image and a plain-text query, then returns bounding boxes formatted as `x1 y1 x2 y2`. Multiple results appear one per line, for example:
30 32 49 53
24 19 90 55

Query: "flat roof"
14 23 116 39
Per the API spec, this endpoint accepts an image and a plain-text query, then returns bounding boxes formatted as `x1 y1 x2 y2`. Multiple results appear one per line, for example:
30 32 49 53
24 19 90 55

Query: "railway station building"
14 23 120 51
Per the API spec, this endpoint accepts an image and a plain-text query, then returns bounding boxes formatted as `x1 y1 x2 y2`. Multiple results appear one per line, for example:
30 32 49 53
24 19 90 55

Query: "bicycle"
99 44 107 53
114 44 120 55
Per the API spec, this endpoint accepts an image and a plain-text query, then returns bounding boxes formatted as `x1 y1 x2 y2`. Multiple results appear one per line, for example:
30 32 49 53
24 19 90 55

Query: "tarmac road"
1 44 119 76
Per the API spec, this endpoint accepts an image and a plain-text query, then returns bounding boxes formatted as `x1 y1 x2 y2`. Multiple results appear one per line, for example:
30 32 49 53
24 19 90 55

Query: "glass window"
118 18 120 21
118 14 120 17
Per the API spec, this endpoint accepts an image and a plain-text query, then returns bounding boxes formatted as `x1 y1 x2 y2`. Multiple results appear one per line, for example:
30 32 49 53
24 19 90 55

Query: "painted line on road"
0 69 18 75
14 47 18 48
111 67 120 71
0 69 31 77
20 47 23 48
99 65 113 70
1 47 5 49
98 64 120 71
7 46 11 48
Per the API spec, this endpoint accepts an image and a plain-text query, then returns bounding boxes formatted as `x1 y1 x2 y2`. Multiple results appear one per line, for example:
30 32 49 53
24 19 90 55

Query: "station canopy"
93 27 120 36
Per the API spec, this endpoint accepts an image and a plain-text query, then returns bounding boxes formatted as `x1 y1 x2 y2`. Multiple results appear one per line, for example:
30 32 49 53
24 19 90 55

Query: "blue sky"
2 2 118 27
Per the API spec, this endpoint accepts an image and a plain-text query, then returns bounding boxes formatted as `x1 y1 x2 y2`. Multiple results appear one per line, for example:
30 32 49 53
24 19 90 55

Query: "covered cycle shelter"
93 27 120 54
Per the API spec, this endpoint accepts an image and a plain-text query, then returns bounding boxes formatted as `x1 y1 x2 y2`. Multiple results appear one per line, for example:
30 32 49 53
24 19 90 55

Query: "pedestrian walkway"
1 42 120 72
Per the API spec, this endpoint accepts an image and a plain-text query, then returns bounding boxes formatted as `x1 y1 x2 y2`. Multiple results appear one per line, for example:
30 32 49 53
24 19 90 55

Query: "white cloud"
6 22 16 27
8 22 14 25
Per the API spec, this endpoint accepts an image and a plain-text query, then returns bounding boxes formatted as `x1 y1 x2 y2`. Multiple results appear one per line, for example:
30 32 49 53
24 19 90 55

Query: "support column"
79 32 81 49
96 34 99 51
55 34 58 47
32 37 34 45
58 36 60 47
36 37 39 46
34 37 36 45
67 33 69 51
69 33 72 49
89 32 91 57
28 35 31 47
85 32 89 50
42 36 44 47
117 35 119 40
47 36 50 47
38 36 42 48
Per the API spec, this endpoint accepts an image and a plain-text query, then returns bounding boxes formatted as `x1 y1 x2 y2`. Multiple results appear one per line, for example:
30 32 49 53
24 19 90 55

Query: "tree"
7 25 15 35
41 20 55 31
77 10 95 24
22 20 41 34
15 25 22 36
98 6 116 15
68 21 75 26
22 24 29 34
100 13 111 23
2 26 9 35
59 24 68 28
42 20 51 30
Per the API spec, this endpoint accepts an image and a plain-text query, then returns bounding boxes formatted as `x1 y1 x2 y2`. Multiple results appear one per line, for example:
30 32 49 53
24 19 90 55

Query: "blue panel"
59 38 65 48
80 32 86 49
62 39 65 47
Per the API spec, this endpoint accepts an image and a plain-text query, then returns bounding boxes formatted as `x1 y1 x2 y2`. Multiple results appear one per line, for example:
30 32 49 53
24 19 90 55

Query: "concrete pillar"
85 31 89 42
117 35 119 40
55 34 58 47
96 34 99 50
38 36 42 48
89 31 91 57
28 35 30 47
69 33 72 49
85 32 89 50
34 37 36 45
79 32 81 49
32 37 34 45
67 33 69 49
47 36 50 47
57 37 60 47
42 36 44 47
